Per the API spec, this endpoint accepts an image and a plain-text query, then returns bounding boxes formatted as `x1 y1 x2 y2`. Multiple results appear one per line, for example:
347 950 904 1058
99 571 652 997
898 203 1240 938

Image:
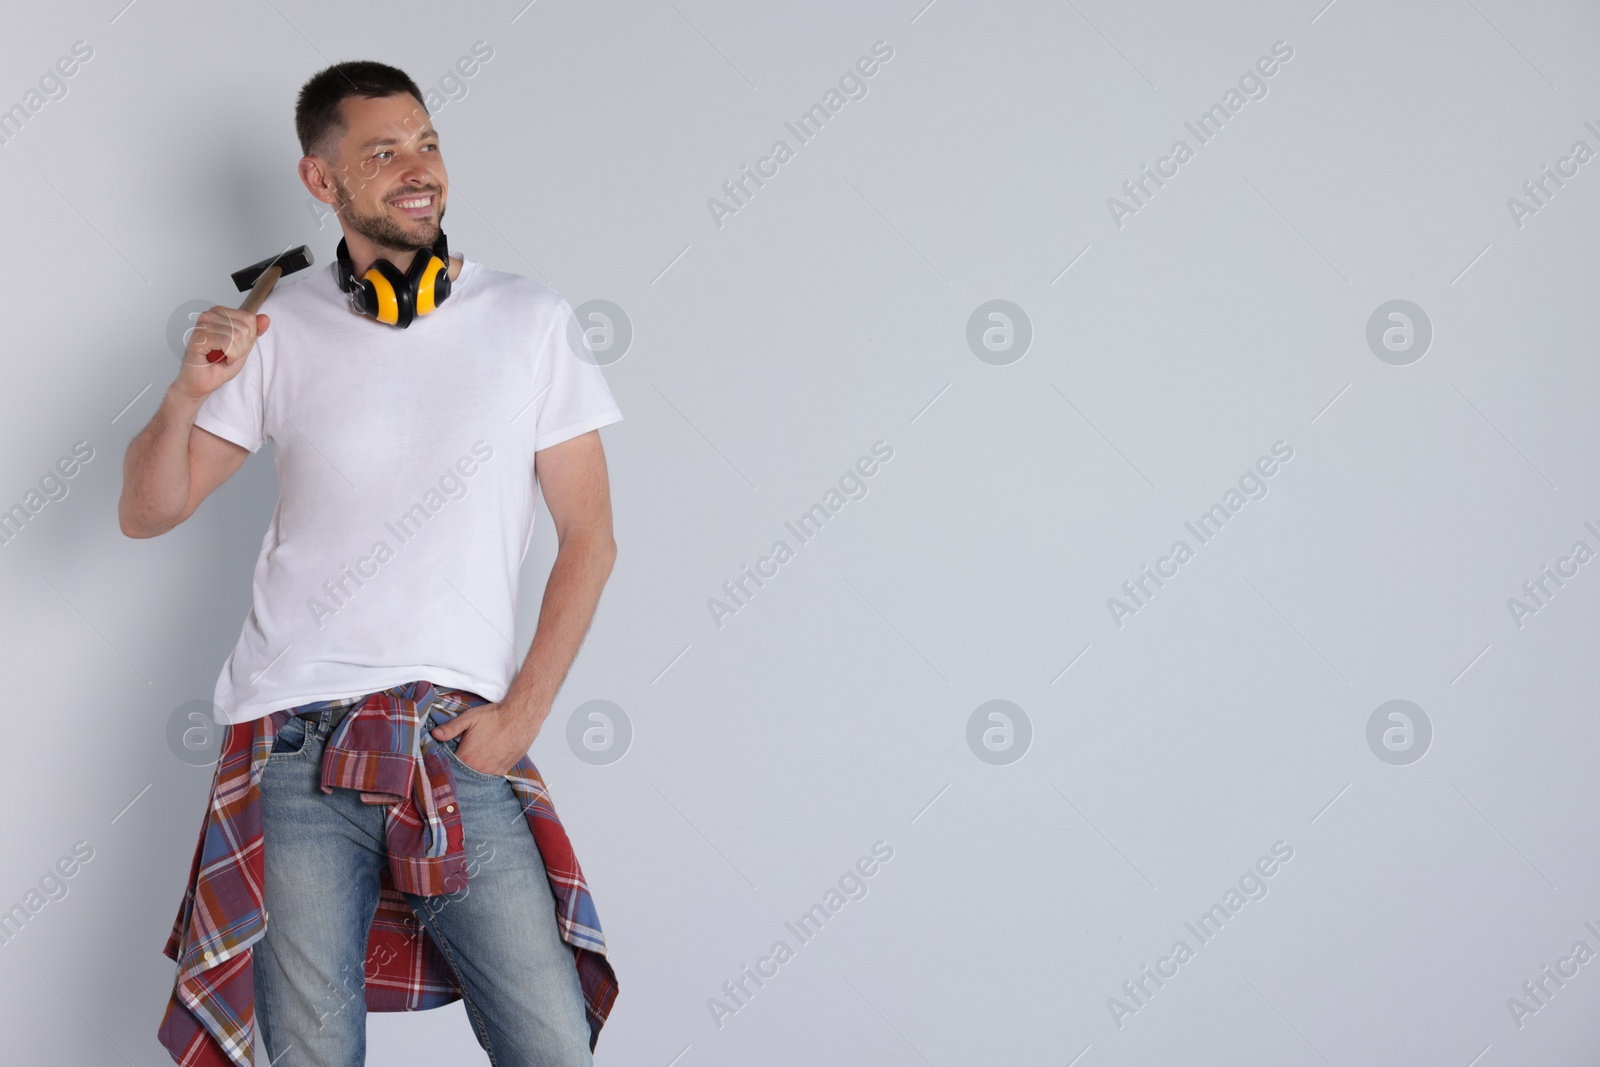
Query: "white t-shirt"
193 251 622 724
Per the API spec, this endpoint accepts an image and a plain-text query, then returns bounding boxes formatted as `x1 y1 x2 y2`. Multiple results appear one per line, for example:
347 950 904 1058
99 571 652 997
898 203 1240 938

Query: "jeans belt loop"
324 701 352 739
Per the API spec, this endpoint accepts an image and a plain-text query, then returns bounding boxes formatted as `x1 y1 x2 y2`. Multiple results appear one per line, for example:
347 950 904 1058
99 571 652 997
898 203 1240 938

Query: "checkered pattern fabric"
156 680 618 1066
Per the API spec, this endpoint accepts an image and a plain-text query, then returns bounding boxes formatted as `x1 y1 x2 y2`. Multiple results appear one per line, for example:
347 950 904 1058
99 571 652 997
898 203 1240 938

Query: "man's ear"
298 155 336 204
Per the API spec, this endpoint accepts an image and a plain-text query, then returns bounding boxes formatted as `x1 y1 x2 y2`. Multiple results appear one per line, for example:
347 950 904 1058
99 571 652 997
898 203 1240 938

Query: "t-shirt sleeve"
531 298 624 452
193 325 269 454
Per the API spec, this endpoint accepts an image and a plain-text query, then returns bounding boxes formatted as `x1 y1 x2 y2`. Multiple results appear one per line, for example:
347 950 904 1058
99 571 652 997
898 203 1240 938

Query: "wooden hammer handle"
204 265 282 364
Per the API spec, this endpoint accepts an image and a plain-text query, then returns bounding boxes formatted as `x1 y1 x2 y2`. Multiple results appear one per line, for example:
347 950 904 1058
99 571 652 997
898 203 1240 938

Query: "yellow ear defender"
335 230 453 328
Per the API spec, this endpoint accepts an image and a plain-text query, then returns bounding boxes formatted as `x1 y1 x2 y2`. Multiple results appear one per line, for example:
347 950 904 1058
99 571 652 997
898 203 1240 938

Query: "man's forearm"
501 531 618 721
119 385 203 537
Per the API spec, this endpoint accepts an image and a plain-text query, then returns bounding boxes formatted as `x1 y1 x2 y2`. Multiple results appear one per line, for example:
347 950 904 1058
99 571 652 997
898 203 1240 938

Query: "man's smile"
389 192 437 216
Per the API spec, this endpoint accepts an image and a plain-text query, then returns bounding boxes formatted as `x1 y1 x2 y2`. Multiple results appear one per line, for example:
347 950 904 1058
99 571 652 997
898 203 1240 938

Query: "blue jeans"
252 703 594 1066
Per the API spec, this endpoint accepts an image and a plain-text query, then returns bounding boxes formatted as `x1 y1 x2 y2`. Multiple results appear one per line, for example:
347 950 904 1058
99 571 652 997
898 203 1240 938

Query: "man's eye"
374 151 393 161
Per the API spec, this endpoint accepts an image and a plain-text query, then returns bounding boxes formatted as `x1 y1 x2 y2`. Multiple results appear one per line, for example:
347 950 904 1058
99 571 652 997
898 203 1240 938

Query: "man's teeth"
392 196 432 208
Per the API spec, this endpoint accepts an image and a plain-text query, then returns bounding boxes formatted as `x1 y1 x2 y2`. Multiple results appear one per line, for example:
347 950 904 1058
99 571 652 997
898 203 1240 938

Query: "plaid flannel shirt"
156 680 618 1067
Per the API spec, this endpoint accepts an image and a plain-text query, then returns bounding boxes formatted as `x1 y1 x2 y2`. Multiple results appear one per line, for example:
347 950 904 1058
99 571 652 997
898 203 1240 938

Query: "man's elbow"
118 499 179 539
589 531 618 577
119 513 159 539
554 524 616 572
117 499 148 539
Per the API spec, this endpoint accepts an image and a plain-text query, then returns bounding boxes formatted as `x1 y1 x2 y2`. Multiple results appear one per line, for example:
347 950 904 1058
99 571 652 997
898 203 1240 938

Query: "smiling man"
119 61 621 1067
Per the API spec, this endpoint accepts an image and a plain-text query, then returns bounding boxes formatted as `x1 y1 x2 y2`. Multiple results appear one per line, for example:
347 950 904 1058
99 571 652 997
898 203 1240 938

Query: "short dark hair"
295 61 427 158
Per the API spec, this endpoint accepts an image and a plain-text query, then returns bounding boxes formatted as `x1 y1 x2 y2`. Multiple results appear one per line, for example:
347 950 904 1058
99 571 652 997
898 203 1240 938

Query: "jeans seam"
412 897 502 1067
266 716 312 765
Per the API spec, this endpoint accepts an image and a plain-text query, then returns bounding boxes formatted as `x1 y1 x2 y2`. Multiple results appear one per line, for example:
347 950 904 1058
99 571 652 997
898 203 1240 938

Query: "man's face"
323 92 448 254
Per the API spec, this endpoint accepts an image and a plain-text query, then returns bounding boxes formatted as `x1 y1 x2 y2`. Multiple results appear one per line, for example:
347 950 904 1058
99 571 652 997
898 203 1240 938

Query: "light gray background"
2 0 1597 1064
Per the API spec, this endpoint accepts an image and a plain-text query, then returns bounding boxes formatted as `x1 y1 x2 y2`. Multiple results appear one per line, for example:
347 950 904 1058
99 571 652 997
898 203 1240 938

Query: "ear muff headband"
336 231 453 328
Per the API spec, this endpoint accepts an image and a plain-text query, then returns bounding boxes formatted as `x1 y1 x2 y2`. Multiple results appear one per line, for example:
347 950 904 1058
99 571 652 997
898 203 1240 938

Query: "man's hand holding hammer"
118 307 266 539
178 306 269 390
119 246 310 539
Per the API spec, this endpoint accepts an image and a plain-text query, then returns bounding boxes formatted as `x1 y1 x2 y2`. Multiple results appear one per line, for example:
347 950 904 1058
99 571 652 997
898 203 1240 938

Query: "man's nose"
395 153 436 182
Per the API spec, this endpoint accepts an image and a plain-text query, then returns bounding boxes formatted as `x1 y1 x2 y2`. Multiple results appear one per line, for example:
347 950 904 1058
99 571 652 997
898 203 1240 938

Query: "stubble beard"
333 177 446 256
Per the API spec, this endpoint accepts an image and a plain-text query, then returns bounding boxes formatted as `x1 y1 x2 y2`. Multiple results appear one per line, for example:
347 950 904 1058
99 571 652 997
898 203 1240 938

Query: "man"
119 61 621 1067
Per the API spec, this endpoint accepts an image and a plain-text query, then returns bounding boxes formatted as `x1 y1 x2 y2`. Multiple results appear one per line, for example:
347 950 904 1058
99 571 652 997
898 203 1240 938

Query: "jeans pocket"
268 714 311 760
443 736 504 782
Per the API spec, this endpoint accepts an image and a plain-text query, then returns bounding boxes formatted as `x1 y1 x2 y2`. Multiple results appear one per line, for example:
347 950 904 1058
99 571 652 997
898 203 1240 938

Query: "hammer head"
231 245 315 292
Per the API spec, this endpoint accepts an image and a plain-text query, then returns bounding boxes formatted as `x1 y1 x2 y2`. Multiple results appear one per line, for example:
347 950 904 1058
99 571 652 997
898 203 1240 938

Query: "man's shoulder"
257 260 341 318
462 259 574 321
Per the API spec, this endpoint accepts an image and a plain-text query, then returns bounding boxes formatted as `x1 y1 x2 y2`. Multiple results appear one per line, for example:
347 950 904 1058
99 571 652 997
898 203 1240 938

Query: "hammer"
203 245 315 363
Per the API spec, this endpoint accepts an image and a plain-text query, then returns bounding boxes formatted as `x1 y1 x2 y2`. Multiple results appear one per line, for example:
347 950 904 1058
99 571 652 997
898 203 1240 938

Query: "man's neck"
344 233 404 277
346 239 462 282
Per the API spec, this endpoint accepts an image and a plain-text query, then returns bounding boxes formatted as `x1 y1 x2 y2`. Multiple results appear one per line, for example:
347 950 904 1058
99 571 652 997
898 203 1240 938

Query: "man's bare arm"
432 428 617 772
505 428 619 714
119 390 249 538
118 307 266 538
